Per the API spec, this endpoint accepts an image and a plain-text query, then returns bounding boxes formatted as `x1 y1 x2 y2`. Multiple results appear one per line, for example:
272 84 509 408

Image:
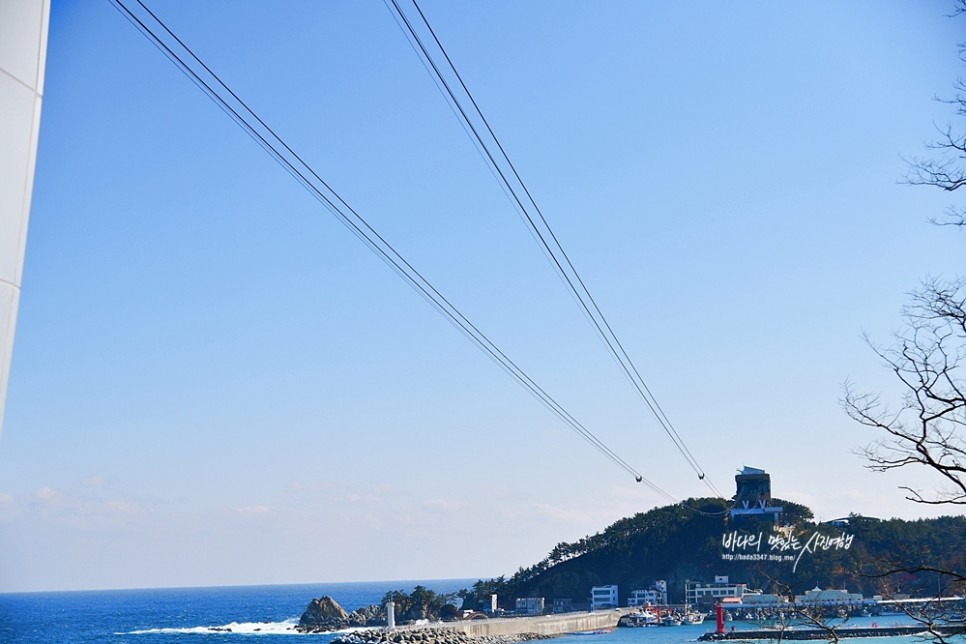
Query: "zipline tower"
729 466 782 521
0 0 50 435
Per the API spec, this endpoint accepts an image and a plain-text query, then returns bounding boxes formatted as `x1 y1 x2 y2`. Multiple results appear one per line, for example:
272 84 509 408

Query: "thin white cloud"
530 503 587 523
102 500 146 514
236 505 273 516
423 498 470 513
33 487 59 503
82 475 110 488
344 492 384 505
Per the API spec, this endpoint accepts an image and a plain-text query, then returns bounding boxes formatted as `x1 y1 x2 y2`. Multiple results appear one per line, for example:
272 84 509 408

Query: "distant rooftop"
739 466 766 475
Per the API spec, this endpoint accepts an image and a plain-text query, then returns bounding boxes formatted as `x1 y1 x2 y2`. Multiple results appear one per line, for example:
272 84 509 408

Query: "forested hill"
462 499 966 609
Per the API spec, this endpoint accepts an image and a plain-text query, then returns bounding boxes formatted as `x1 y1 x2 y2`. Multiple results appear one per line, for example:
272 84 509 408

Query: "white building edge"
0 0 50 433
590 585 618 610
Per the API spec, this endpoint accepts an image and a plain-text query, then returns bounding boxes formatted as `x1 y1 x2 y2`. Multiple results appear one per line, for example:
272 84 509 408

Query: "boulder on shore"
297 596 388 633
297 596 351 633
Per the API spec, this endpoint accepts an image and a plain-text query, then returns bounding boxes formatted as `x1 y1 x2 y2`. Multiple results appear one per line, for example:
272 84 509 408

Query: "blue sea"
0 579 472 644
0 579 939 644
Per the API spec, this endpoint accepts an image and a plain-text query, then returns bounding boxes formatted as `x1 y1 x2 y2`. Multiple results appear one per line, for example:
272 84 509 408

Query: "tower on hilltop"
730 466 783 521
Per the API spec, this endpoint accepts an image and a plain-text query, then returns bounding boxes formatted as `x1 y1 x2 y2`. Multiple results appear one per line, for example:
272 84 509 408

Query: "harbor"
331 611 623 644
700 624 966 641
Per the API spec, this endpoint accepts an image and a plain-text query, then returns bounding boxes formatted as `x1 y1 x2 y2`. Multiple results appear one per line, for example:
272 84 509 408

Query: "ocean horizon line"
0 576 486 597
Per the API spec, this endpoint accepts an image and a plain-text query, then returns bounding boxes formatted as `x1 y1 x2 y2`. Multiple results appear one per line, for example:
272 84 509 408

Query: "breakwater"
332 612 622 644
699 624 966 640
332 627 552 644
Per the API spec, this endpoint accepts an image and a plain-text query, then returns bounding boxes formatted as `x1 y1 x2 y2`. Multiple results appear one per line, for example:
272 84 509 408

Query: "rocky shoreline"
332 628 554 644
294 592 618 640
296 595 387 633
294 595 556 644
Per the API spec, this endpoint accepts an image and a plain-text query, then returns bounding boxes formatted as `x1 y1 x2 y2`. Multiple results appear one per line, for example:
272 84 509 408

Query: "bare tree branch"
845 279 966 505
844 11 965 642
902 5 966 228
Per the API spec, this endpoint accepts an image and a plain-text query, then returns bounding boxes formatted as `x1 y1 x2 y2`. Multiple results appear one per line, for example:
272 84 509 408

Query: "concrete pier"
450 612 620 638
334 611 622 644
699 624 966 641
332 612 622 644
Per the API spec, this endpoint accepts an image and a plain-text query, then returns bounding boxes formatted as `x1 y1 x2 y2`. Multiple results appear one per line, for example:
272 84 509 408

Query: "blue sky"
1 0 964 592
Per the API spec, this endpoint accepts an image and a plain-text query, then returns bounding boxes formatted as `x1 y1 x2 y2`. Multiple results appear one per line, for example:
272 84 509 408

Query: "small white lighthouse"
385 600 395 630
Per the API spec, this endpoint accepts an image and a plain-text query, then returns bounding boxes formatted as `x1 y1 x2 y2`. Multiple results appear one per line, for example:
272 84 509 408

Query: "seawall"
450 612 620 637
331 611 622 644
699 624 966 641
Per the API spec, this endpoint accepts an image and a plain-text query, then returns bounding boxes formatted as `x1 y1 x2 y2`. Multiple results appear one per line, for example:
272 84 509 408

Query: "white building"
741 592 788 607
685 576 750 607
794 587 864 606
515 597 545 615
590 585 618 610
628 580 667 606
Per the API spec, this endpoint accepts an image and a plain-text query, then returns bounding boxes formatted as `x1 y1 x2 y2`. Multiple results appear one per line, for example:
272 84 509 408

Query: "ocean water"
0 579 472 644
0 580 935 644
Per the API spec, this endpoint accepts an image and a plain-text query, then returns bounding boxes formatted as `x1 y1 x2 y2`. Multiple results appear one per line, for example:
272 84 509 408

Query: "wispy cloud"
34 487 58 501
236 505 273 516
82 475 110 488
102 500 148 514
530 503 587 523
344 492 386 505
423 498 470 513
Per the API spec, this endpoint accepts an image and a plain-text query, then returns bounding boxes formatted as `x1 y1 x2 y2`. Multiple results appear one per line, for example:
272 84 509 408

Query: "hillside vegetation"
461 499 966 609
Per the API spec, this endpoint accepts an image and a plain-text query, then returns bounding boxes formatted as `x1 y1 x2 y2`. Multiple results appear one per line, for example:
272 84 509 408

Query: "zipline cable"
385 0 725 500
108 0 678 495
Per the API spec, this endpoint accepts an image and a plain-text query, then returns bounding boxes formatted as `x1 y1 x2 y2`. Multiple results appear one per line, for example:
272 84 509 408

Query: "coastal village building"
794 587 864 606
685 576 750 607
627 580 667 607
740 591 788 607
514 598 545 616
590 585 618 610
486 594 498 614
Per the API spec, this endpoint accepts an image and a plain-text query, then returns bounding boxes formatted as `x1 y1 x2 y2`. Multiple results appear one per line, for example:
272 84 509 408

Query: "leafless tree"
845 0 966 506
842 5 966 639
904 0 966 228
843 277 966 506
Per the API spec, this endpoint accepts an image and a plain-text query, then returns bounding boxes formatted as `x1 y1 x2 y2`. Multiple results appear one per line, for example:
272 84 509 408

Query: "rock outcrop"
297 596 388 633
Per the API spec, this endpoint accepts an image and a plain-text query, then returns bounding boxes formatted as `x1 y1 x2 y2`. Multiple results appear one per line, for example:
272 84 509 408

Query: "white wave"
332 625 381 634
122 618 303 636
